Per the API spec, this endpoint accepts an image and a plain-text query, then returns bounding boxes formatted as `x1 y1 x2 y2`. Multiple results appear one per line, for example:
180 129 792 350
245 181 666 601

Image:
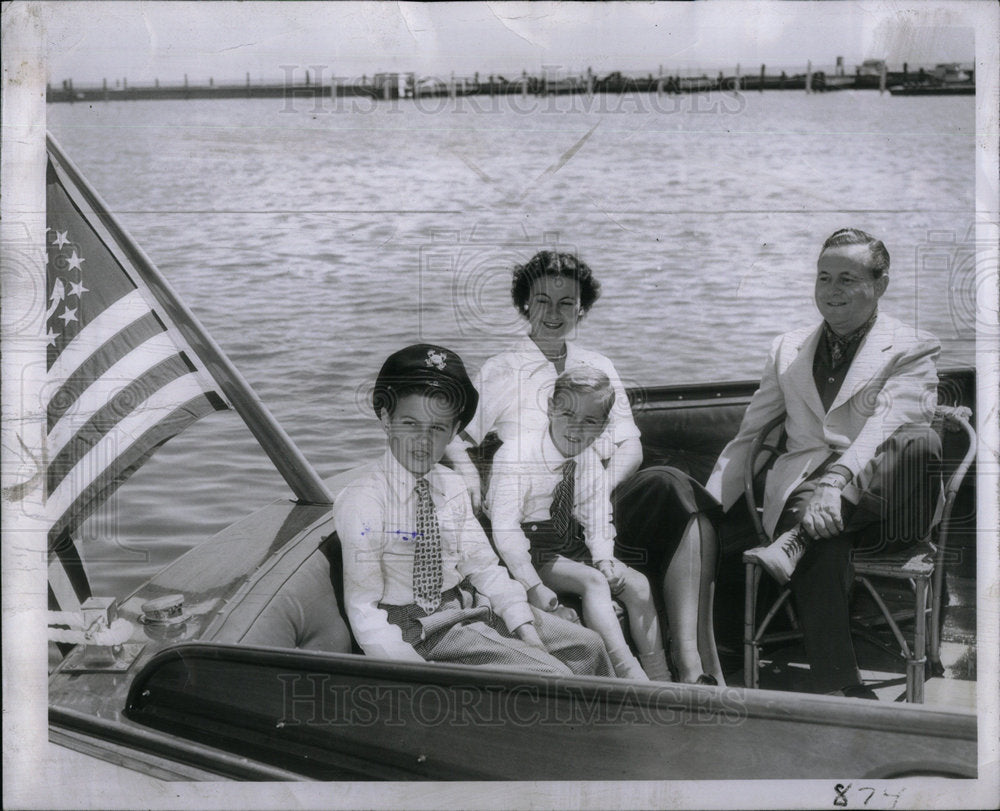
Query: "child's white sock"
638 648 672 682
608 646 650 681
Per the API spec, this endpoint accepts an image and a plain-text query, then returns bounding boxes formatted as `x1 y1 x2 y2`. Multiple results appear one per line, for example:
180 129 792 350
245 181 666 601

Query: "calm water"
46 91 976 595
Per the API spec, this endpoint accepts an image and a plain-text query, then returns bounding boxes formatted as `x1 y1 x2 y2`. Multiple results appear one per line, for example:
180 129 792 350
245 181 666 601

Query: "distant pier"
47 60 974 104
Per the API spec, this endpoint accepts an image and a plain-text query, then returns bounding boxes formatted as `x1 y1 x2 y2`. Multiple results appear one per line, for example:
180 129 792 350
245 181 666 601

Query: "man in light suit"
706 228 941 698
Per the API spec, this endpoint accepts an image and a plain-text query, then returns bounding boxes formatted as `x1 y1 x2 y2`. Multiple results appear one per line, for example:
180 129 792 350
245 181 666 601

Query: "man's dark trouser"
773 423 942 694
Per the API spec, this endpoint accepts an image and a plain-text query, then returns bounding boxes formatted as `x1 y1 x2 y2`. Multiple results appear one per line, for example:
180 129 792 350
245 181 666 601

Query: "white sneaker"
745 526 809 585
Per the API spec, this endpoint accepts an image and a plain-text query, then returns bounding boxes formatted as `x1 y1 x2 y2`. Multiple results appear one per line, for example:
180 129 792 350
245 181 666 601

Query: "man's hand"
801 484 845 539
513 622 547 651
596 559 627 596
527 583 560 612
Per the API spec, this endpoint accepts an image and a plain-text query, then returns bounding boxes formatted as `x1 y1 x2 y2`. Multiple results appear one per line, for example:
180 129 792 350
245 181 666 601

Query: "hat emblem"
425 350 447 370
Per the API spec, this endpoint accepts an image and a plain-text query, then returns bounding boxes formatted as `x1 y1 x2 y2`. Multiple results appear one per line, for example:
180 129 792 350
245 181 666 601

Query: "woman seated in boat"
446 250 725 685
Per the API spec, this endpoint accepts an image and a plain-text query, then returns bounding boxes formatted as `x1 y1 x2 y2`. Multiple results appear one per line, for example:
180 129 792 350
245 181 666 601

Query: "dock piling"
879 62 887 94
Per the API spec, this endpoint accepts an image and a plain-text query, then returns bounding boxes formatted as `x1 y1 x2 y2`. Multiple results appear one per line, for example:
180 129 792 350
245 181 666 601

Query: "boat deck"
726 575 977 710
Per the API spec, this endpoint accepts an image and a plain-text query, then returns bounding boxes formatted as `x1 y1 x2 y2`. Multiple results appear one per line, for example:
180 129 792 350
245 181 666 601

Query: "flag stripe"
46 376 221 522
47 311 165 432
47 331 188 456
47 290 156 384
48 394 221 544
47 354 199 494
48 531 91 604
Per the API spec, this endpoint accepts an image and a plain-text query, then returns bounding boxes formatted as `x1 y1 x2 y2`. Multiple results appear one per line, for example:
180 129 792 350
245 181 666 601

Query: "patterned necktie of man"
413 477 444 613
550 459 577 541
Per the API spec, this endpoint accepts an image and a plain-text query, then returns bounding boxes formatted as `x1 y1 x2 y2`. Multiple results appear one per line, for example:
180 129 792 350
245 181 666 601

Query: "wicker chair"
742 406 976 702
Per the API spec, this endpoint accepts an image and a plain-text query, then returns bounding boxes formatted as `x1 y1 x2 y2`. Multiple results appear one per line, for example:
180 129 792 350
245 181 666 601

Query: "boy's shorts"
521 518 592 569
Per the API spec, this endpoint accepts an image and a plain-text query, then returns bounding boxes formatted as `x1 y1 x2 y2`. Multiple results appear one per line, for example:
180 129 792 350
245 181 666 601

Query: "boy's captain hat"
373 344 479 432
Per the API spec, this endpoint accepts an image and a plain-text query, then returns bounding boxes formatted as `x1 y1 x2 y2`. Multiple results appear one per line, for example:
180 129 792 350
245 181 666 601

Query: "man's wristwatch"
816 469 850 490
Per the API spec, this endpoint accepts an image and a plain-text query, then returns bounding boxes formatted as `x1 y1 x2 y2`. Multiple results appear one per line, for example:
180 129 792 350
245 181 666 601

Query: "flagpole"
45 133 333 506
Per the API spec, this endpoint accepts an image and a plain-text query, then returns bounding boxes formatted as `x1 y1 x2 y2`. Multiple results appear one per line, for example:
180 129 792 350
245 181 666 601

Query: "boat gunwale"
124 641 977 741
49 705 309 782
627 366 973 409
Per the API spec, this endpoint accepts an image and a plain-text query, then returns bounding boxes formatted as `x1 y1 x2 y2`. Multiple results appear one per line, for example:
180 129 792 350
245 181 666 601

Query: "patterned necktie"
550 460 577 541
824 309 878 370
413 477 444 613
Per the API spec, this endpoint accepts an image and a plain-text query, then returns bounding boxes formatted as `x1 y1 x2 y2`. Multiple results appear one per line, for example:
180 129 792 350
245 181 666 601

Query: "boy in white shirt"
336 344 613 677
487 367 671 681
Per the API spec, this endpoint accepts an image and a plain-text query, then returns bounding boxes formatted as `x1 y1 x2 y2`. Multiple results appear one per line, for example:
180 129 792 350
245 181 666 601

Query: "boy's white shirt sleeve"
464 360 504 446
445 475 534 631
575 351 640 460
485 451 544 591
335 482 425 663
576 448 617 562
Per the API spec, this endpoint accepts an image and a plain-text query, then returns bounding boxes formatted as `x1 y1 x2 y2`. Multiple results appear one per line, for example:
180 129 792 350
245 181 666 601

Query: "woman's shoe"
839 683 879 700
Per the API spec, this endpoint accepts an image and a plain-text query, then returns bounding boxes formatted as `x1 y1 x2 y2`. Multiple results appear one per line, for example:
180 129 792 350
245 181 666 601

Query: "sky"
37 0 979 86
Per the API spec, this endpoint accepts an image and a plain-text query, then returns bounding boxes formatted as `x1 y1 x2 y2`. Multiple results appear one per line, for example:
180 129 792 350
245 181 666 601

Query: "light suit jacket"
705 312 940 537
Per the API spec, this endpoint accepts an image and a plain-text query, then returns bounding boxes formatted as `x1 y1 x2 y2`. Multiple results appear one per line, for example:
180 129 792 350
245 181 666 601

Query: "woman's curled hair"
511 251 602 314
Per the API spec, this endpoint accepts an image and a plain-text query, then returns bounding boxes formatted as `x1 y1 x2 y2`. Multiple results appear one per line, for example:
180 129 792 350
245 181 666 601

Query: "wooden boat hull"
116 644 976 781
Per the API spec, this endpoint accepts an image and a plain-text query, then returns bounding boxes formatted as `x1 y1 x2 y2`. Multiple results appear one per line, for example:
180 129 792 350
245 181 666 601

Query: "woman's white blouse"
466 337 641 461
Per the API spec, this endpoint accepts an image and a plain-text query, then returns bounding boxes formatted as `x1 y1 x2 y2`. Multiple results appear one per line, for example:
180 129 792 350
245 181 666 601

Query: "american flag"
45 146 229 611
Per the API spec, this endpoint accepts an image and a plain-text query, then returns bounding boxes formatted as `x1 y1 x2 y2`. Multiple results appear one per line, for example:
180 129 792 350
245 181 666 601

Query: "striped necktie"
550 459 577 541
413 477 444 613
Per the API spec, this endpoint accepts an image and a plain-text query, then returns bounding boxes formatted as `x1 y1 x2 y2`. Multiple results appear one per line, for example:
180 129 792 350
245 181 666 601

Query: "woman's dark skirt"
611 465 721 574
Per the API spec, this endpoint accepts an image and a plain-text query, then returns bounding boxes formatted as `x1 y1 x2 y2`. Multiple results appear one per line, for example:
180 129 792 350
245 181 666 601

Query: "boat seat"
634 401 749 483
240 545 355 654
317 531 363 653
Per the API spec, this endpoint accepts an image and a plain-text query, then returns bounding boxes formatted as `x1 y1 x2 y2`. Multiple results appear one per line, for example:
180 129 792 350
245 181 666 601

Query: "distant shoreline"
48 62 975 103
